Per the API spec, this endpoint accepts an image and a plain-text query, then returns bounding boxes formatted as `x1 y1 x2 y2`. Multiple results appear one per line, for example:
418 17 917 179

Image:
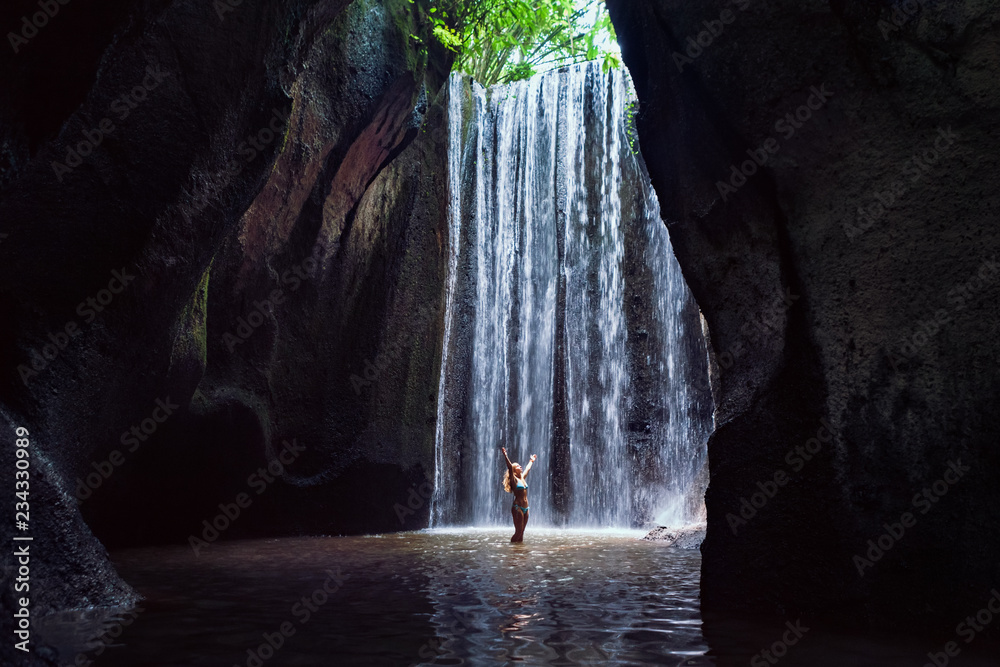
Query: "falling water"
431 62 713 529
430 74 468 527
641 185 715 527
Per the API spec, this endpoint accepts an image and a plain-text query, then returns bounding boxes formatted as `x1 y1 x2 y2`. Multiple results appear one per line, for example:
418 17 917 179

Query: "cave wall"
75 0 454 547
607 0 1000 635
0 0 451 660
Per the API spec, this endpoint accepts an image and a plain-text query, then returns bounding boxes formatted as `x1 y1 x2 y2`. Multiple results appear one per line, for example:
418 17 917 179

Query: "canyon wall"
0 0 451 661
607 0 1000 637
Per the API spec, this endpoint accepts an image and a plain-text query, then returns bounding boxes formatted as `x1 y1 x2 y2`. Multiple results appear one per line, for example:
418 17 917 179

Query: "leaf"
405 0 621 87
433 24 463 51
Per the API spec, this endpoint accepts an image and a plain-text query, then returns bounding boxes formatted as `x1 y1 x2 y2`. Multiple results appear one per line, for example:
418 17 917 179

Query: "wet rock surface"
643 523 706 549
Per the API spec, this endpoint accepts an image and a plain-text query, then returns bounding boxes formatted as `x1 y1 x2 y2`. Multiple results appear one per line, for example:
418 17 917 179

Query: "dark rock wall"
78 0 453 547
0 0 451 659
607 0 1000 635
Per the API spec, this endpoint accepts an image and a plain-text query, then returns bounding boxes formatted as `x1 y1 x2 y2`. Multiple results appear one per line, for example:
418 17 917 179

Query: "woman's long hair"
503 469 512 493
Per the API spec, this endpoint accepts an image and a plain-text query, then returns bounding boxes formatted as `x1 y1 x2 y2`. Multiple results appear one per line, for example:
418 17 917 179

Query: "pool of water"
34 529 1000 666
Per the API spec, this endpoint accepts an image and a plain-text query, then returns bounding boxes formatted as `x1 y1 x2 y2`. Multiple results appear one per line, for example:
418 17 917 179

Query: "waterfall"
641 185 715 527
431 62 713 529
430 74 468 527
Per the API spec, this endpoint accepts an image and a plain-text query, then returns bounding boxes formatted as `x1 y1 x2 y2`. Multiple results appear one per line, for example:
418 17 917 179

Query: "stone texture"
0 0 452 660
643 522 706 549
607 0 1000 635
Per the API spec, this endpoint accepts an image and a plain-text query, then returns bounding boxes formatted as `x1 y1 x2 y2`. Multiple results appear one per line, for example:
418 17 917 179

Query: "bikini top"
515 478 527 490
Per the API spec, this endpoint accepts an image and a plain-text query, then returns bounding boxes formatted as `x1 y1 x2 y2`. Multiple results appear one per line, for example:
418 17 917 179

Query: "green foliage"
170 260 211 371
398 0 620 87
624 98 640 156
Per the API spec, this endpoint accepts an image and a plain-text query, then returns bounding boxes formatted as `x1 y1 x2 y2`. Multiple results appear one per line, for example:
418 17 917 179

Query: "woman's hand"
530 454 537 462
501 447 507 455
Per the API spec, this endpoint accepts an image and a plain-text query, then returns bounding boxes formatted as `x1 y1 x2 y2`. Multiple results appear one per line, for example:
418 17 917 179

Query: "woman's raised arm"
501 446 514 475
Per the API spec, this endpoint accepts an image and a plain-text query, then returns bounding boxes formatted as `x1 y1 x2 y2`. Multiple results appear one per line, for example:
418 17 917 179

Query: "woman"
501 446 536 543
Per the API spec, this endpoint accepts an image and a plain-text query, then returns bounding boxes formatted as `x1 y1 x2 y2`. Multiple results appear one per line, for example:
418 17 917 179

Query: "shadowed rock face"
0 0 452 660
607 0 1000 636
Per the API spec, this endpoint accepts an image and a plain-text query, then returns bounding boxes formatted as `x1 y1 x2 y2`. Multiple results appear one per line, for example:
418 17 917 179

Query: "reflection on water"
410 529 706 665
33 606 144 666
34 529 1000 666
